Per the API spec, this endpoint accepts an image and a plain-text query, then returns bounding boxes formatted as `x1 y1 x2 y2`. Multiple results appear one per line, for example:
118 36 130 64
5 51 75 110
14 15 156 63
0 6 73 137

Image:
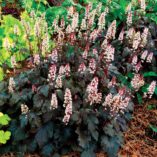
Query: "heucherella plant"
0 1 157 157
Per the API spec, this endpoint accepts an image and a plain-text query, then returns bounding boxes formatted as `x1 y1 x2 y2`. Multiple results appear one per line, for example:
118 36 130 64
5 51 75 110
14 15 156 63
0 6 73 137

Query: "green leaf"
143 71 157 77
76 127 91 149
103 124 115 137
81 149 96 157
0 68 4 82
87 115 99 141
13 128 28 142
155 87 157 95
150 125 157 133
20 115 28 128
141 84 149 93
35 122 54 148
136 93 143 104
41 143 54 156
0 130 11 144
39 85 50 97
117 75 128 85
56 89 64 101
46 7 67 26
33 94 44 110
127 72 134 79
0 114 11 126
101 134 123 157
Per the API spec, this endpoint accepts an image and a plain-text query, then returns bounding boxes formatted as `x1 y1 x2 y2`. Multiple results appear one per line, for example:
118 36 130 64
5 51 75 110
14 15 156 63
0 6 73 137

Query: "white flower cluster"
131 74 145 91
11 56 17 68
14 25 19 35
103 93 130 116
126 27 135 40
21 20 31 35
33 54 40 65
126 3 132 27
50 49 58 63
86 77 102 105
118 28 124 41
141 27 149 47
132 31 141 50
103 44 115 62
42 33 49 55
63 88 73 125
3 38 12 50
144 81 156 98
106 20 116 40
50 93 58 110
146 52 153 63
140 0 146 11
34 19 41 37
48 64 57 83
141 51 153 63
98 11 107 30
78 63 86 73
8 77 15 93
21 104 29 115
89 58 96 74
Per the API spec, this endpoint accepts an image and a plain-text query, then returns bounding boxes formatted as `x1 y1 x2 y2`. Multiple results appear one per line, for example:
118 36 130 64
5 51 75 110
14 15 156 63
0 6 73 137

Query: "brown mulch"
119 99 157 157
1 100 157 157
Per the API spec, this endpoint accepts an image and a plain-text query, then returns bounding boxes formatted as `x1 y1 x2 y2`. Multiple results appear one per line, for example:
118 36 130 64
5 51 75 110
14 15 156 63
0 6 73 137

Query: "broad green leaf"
127 72 134 79
0 130 11 144
0 114 11 126
143 71 157 77
141 84 149 93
